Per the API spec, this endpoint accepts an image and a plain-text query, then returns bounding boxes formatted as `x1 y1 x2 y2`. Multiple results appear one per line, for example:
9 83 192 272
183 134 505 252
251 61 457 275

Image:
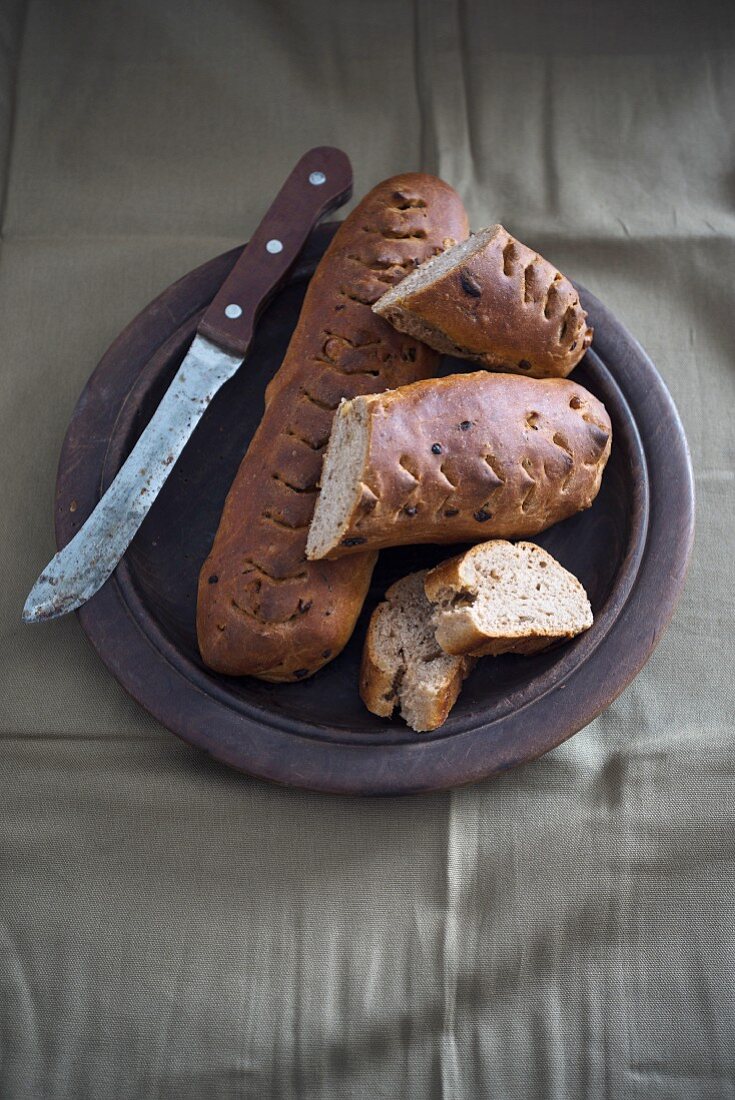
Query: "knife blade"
23 146 352 623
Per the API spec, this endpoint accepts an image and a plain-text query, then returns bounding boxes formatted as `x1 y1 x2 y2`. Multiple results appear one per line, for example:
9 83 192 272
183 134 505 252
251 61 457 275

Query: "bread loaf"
306 371 611 560
424 540 593 657
360 570 474 732
373 224 593 379
196 174 468 681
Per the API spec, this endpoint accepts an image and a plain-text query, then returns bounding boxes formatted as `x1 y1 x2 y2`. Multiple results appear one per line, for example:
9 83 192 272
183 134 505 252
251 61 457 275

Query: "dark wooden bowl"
55 224 694 795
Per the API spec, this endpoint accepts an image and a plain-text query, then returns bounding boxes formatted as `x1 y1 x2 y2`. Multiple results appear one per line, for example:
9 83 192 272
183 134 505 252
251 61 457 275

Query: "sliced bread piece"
373 225 593 379
424 540 593 657
360 570 475 732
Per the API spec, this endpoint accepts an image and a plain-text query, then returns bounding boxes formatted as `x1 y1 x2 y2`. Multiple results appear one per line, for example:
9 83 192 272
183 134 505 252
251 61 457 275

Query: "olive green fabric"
1 2 734 1097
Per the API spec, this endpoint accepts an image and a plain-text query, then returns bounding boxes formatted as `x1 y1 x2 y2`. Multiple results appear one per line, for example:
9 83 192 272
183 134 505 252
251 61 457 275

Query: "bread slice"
360 570 474 733
424 540 593 657
373 225 593 379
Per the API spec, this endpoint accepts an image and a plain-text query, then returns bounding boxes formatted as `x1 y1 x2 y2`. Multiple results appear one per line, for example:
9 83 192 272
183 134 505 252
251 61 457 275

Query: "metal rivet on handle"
309 171 326 186
266 239 283 254
224 304 242 319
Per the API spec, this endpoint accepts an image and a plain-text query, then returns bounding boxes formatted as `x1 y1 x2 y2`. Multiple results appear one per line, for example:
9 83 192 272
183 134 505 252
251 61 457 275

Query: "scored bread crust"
373 224 592 379
196 174 469 681
423 540 593 657
306 372 611 561
359 571 473 732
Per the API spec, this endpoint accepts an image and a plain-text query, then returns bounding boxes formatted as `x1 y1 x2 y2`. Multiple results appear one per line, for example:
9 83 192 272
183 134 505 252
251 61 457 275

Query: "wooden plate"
55 224 694 795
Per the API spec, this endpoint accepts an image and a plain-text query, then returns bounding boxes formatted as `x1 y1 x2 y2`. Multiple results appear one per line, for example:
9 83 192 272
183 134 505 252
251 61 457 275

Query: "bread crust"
196 175 468 681
309 372 611 560
424 540 593 657
359 599 397 718
401 661 469 732
373 224 592 378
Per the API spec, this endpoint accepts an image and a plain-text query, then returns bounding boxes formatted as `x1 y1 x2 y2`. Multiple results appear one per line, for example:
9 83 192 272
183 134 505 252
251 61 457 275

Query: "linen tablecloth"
2 2 734 1096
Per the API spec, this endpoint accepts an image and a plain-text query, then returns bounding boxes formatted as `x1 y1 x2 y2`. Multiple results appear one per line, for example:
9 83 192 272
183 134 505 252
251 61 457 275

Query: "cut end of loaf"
306 397 371 561
373 228 503 358
374 226 502 313
425 540 593 658
371 305 473 362
360 570 471 733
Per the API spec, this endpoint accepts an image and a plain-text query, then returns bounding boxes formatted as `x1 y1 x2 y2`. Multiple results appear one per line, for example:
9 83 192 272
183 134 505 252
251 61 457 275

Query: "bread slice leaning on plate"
360 570 475 733
424 540 593 657
361 542 592 732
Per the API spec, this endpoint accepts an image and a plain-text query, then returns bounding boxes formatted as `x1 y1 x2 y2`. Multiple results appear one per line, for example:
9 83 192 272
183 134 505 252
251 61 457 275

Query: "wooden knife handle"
198 146 353 355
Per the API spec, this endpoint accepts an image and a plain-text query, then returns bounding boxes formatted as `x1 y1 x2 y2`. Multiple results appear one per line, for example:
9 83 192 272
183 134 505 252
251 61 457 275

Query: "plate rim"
54 224 695 795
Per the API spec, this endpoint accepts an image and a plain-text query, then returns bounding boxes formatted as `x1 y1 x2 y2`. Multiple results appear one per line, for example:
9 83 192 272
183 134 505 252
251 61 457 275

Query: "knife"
23 146 353 623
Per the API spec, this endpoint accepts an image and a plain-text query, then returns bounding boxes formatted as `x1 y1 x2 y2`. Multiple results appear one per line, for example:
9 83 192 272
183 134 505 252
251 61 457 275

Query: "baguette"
196 174 468 681
360 570 474 732
373 224 592 379
306 372 611 561
424 540 593 657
